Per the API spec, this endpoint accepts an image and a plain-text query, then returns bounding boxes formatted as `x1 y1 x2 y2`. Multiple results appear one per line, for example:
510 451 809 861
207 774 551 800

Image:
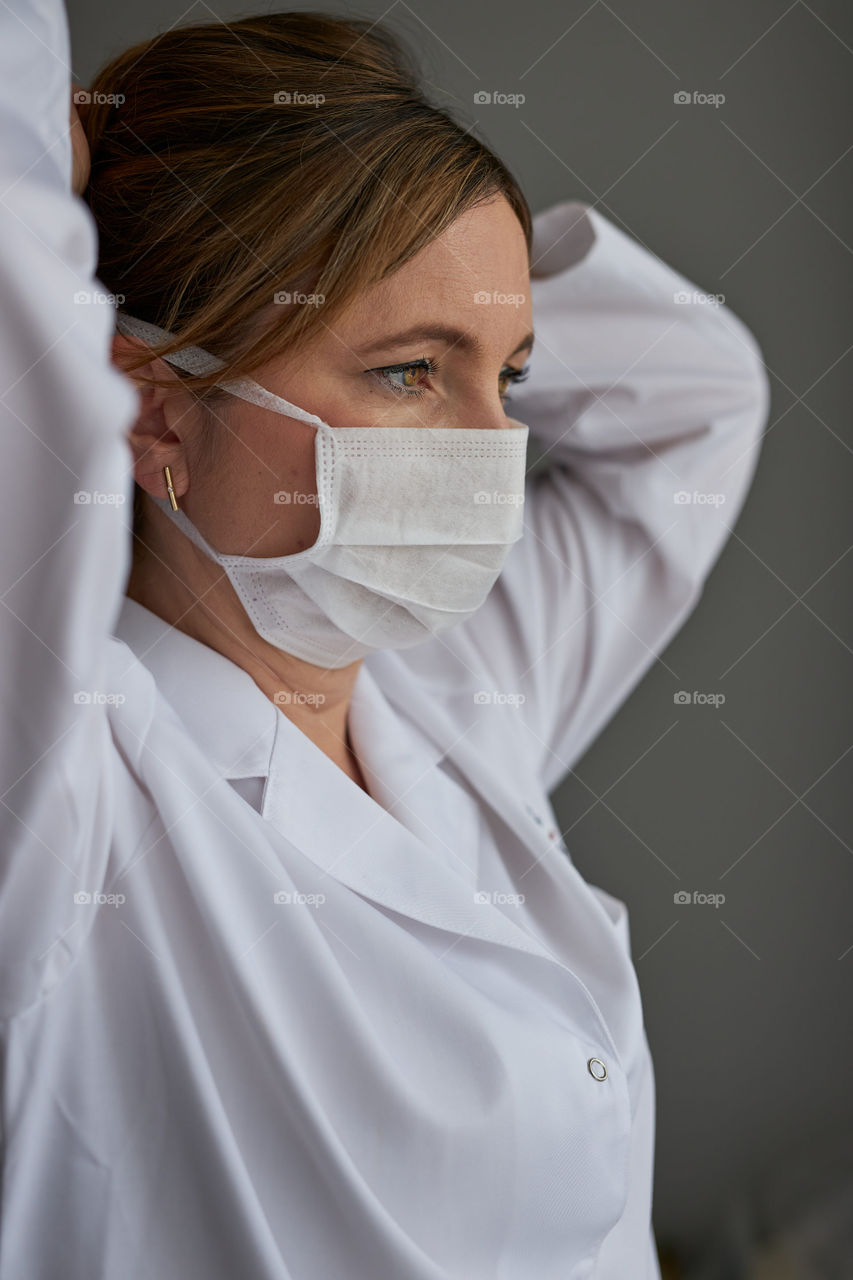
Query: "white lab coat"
0 3 770 1278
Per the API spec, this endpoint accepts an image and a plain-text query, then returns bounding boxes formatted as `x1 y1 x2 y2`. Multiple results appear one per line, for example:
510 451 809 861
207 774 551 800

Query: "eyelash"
369 355 530 403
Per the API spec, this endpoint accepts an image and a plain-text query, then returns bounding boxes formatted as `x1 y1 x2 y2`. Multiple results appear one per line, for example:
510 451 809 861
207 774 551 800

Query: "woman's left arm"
460 199 770 794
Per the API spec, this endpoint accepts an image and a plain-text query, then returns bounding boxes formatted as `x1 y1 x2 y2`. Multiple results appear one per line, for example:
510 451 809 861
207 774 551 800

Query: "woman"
0 5 769 1279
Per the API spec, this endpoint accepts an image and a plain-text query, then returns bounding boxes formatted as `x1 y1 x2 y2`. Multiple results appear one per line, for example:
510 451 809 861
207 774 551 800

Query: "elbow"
714 296 773 443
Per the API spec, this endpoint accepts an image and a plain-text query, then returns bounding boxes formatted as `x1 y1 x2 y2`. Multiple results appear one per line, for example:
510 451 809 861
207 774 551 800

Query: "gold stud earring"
163 464 179 511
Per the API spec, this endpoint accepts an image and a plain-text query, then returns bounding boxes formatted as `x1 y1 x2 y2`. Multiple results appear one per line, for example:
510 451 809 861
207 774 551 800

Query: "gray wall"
69 0 853 1269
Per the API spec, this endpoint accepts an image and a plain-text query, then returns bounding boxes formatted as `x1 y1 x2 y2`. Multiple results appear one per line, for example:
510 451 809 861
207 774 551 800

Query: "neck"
126 508 362 763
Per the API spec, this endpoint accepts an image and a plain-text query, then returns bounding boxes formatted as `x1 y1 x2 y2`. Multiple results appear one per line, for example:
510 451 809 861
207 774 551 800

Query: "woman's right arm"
0 0 140 1016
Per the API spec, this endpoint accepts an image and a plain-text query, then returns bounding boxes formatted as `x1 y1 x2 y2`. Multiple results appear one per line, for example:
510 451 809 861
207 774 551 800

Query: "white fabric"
0 3 769 1278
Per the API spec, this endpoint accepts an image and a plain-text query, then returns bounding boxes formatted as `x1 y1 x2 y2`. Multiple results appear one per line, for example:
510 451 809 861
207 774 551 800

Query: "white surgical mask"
115 313 529 668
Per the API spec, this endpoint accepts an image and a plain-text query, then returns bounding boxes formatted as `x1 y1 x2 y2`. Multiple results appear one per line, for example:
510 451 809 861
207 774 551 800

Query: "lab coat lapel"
262 678 560 968
365 648 560 866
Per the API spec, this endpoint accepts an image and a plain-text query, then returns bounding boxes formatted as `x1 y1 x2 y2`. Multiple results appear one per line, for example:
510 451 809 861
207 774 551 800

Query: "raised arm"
0 0 139 1014
461 199 770 794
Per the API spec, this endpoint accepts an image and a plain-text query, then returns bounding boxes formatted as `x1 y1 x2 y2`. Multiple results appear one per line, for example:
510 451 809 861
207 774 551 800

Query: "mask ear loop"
115 312 335 551
113 312 329 427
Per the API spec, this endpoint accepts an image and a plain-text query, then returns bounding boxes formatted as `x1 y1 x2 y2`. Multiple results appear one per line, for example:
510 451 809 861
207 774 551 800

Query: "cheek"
224 418 323 556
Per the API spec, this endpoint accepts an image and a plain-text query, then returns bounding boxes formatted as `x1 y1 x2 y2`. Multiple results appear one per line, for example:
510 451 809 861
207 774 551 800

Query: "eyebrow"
354 323 535 362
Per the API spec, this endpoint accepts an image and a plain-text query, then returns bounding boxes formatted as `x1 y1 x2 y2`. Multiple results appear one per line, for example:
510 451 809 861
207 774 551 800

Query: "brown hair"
81 10 532 530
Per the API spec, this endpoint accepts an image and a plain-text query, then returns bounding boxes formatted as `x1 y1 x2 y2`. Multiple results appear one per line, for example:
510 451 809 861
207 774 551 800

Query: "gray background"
68 1 853 1272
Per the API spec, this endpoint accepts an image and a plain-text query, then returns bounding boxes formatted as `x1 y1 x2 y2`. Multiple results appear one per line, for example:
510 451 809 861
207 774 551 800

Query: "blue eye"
369 357 530 403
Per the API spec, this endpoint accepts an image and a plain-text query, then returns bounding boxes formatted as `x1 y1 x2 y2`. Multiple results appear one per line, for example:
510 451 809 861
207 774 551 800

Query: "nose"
462 404 525 433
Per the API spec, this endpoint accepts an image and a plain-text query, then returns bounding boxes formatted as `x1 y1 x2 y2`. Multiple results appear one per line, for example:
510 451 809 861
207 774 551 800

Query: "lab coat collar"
112 595 279 782
111 595 448 784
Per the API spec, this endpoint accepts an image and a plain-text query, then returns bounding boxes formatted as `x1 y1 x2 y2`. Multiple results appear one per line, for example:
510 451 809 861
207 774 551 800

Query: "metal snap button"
587 1057 607 1081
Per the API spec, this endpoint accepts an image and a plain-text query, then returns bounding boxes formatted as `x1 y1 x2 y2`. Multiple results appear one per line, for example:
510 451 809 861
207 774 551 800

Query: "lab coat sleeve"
0 0 139 1014
472 200 770 795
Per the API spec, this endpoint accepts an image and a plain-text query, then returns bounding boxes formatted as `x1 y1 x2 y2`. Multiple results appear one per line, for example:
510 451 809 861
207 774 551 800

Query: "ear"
113 334 201 505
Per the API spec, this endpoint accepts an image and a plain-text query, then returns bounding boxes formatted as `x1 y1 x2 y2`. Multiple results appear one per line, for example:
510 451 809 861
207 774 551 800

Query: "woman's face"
130 193 534 559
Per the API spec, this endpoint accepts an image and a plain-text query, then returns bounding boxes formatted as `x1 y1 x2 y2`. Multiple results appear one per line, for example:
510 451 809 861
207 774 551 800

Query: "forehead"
338 196 532 346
